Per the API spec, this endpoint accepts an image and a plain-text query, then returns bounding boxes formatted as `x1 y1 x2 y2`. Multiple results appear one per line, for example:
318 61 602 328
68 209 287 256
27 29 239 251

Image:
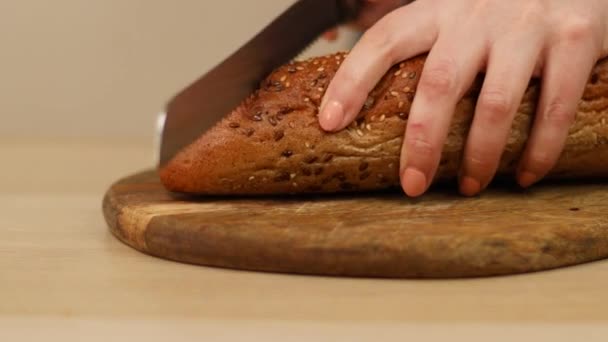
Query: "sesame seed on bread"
160 52 608 195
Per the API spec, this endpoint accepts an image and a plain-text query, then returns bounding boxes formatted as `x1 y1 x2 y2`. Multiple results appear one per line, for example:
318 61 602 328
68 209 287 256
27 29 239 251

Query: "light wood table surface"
2 138 608 341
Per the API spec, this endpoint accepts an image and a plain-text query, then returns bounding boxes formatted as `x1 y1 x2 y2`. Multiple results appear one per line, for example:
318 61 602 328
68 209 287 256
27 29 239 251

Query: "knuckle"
519 2 546 25
465 146 498 171
465 154 494 171
406 123 436 156
544 100 575 126
557 15 595 44
526 152 555 172
418 58 457 97
477 89 513 124
408 137 435 157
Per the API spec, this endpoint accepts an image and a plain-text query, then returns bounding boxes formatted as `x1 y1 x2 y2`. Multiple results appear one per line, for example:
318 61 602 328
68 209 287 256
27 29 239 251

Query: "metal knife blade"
156 0 360 167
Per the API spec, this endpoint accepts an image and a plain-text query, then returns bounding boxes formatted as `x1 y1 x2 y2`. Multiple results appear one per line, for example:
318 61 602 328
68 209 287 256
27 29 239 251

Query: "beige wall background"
1 0 358 141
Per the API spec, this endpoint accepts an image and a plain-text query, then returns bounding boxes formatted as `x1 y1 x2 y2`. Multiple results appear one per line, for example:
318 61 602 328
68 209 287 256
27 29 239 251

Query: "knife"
155 0 361 167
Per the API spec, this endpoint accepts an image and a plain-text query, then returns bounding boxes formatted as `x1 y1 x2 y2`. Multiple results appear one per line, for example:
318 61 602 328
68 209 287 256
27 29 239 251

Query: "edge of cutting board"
103 169 608 278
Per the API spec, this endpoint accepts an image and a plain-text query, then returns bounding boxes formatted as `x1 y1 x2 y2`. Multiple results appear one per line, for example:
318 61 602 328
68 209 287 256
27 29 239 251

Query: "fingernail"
401 167 428 197
519 171 538 188
319 100 344 131
460 176 481 197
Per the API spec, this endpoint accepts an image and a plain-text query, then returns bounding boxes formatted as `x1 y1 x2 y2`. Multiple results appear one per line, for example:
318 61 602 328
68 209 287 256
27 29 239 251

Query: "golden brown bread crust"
160 52 608 195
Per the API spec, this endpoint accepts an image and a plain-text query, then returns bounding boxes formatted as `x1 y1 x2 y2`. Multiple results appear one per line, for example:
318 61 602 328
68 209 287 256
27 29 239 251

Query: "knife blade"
156 0 360 167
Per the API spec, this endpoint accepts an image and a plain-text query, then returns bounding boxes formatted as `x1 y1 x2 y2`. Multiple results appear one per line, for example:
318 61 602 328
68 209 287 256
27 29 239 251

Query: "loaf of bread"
160 52 608 195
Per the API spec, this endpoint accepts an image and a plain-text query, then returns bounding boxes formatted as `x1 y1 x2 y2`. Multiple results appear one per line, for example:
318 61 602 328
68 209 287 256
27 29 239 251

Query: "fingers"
319 2 438 131
400 34 487 197
517 36 598 187
459 38 542 196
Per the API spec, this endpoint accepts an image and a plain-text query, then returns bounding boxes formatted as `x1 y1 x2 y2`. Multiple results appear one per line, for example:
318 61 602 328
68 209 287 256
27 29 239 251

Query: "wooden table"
2 138 608 341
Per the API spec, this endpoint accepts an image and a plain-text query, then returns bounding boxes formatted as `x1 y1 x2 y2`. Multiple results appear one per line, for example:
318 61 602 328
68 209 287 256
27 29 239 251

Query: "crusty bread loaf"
160 52 608 195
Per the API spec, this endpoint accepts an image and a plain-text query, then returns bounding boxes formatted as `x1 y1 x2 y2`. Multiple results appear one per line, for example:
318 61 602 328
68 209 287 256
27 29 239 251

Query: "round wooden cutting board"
103 170 608 278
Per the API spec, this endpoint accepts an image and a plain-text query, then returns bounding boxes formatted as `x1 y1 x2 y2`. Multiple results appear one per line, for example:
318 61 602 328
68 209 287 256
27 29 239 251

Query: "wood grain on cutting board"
104 170 608 278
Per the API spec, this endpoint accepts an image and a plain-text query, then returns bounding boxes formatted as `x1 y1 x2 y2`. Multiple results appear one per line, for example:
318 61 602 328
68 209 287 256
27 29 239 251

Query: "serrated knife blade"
156 0 360 167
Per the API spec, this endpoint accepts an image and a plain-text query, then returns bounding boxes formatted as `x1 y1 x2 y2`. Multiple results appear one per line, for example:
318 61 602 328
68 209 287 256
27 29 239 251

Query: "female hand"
319 0 608 197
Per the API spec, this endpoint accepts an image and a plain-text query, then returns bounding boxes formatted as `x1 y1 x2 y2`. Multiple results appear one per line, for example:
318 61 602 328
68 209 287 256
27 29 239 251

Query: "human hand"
319 0 608 197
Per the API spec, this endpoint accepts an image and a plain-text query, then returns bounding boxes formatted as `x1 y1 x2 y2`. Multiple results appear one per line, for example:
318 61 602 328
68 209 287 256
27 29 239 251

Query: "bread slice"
160 52 608 195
